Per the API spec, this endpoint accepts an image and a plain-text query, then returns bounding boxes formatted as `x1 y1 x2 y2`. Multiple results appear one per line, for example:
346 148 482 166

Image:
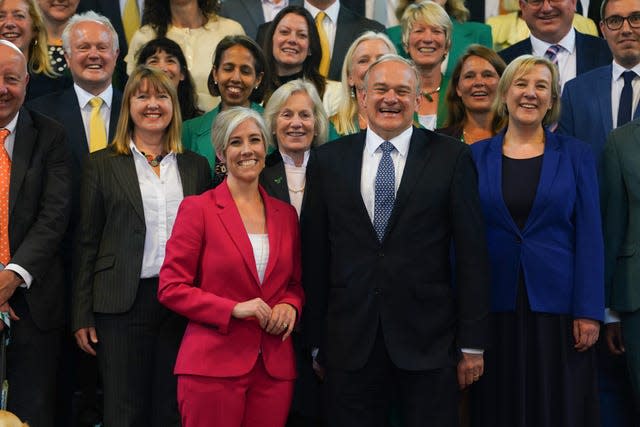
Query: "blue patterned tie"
373 141 395 241
544 44 561 65
618 70 636 127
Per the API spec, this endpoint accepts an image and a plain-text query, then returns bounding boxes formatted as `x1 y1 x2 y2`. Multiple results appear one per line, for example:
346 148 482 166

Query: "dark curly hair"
261 5 326 103
136 37 203 120
141 0 220 37
207 35 269 105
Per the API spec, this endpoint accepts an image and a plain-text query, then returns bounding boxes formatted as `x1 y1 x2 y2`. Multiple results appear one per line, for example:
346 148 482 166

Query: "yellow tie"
315 11 330 77
89 97 107 153
0 129 11 265
122 0 140 45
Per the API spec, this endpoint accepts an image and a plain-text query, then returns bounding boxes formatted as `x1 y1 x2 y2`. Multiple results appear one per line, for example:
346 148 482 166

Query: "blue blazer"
499 30 611 75
559 64 640 166
470 130 604 321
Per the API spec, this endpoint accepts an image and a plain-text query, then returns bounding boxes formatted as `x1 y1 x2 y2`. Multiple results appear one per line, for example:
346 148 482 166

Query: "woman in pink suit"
158 107 304 427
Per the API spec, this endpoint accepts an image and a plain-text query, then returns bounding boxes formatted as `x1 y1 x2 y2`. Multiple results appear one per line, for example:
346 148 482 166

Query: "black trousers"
7 289 62 427
95 278 185 427
326 327 458 427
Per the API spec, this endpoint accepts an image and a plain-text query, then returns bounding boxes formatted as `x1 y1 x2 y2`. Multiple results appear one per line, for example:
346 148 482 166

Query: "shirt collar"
280 149 310 167
365 125 412 157
1 111 19 134
74 83 114 109
611 60 640 81
304 0 340 23
530 27 576 56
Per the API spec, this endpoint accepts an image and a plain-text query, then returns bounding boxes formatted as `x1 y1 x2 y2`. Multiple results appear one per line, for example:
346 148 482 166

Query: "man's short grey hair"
363 53 421 96
62 11 119 54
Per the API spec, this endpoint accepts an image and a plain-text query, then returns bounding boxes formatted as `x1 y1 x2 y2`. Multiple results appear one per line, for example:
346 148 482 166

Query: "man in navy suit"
302 54 490 427
27 12 122 427
499 0 611 89
559 1 640 425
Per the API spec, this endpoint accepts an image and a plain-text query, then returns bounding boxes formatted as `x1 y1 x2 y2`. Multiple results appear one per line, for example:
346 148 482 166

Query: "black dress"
471 154 600 427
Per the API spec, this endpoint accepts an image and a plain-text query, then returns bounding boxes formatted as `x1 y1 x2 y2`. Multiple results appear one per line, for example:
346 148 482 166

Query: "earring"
350 86 356 98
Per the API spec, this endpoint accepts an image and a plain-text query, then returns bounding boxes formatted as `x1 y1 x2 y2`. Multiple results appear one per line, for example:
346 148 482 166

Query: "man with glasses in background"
499 0 611 90
559 1 640 425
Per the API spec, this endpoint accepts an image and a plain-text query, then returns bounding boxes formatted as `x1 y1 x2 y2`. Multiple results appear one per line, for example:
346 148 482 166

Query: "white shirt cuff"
461 348 484 354
604 308 621 324
6 264 32 289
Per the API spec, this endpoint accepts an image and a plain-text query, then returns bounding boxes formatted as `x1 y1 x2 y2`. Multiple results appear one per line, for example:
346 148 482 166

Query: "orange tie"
0 129 11 266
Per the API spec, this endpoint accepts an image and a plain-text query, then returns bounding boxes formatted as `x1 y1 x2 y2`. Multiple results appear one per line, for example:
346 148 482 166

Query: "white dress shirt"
360 126 411 221
74 84 113 148
0 113 33 288
130 142 184 278
248 234 270 284
262 0 289 22
530 29 577 92
304 0 340 55
365 0 399 27
611 61 640 128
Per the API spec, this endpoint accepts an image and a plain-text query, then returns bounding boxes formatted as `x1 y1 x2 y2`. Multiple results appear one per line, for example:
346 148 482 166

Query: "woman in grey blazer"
72 66 211 427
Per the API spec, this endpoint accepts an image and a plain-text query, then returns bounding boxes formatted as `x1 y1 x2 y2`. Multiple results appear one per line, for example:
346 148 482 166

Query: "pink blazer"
158 182 304 380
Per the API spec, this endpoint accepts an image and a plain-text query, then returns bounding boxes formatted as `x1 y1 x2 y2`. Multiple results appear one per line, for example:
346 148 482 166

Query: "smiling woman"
37 0 78 74
0 0 73 99
72 65 212 426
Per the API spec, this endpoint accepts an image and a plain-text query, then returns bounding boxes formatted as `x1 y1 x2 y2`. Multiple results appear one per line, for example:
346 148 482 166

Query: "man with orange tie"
0 40 71 427
27 11 121 427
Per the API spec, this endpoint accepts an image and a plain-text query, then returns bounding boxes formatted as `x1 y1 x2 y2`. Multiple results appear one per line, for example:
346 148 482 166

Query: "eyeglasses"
602 14 640 30
524 0 565 7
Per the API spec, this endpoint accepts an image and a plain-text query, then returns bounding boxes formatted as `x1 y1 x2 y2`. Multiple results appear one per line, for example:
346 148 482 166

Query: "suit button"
378 252 384 257
515 237 522 244
374 288 381 295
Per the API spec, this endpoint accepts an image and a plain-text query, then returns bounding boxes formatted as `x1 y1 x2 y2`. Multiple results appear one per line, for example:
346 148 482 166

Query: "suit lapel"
523 130 561 232
598 66 614 133
262 160 290 203
487 133 521 235
109 89 123 140
59 88 89 166
216 183 261 286
385 128 431 238
9 110 36 217
262 186 281 285
111 153 145 221
575 32 588 74
177 153 198 196
344 133 373 236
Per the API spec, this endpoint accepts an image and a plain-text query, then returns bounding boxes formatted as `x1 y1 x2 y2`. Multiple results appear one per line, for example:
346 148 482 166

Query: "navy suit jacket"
470 130 604 321
559 64 640 167
499 30 612 76
219 0 303 40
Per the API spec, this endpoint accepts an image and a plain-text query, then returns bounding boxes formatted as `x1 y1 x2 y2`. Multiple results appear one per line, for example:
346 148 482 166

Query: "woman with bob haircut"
72 65 211 427
158 107 304 427
331 31 396 138
469 55 604 427
136 37 203 121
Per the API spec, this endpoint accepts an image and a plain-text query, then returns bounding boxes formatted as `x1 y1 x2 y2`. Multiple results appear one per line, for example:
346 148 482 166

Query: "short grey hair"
263 79 328 148
363 53 421 96
62 11 119 54
212 107 272 159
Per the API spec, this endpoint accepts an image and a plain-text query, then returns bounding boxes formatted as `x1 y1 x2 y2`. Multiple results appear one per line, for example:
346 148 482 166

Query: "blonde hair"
401 1 452 55
492 55 561 129
0 0 56 76
333 32 396 136
264 79 328 148
111 66 184 155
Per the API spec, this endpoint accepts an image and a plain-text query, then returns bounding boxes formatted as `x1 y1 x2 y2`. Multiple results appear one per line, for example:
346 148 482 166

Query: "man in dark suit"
499 0 611 87
256 0 385 81
301 54 490 427
559 1 640 424
77 0 138 89
27 12 121 427
0 40 72 427
219 0 303 40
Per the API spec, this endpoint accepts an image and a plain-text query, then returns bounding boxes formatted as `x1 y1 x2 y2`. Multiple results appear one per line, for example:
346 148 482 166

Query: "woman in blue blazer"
469 55 604 427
